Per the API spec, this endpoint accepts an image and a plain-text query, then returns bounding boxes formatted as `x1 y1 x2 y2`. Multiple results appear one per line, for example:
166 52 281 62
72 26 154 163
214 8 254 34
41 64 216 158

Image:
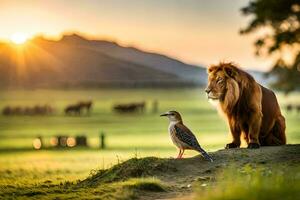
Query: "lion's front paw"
247 143 260 149
225 143 239 149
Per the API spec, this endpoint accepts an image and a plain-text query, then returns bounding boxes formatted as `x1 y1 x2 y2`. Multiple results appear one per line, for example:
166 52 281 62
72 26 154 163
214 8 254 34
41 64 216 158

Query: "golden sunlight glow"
33 138 42 150
10 32 28 44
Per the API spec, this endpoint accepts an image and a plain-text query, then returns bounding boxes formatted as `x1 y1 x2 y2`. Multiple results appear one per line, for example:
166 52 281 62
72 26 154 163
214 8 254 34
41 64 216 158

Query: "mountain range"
0 34 207 88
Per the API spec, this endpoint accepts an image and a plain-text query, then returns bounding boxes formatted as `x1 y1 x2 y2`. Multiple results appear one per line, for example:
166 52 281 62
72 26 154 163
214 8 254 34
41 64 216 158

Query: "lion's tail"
275 115 286 144
269 115 286 145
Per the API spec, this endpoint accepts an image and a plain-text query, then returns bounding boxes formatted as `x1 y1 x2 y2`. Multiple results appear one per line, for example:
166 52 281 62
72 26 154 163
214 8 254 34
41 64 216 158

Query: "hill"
79 144 299 199
1 145 298 199
0 34 206 88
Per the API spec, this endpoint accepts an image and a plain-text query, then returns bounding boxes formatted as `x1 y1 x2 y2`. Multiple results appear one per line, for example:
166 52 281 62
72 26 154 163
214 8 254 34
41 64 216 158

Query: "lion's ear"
224 67 238 78
207 66 217 74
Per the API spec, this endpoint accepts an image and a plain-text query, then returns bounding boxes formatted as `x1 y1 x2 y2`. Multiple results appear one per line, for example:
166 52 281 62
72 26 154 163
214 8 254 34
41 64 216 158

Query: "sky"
0 0 273 71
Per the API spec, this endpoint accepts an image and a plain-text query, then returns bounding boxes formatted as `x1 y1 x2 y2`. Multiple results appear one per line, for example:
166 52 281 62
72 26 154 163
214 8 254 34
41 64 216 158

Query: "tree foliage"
241 0 300 92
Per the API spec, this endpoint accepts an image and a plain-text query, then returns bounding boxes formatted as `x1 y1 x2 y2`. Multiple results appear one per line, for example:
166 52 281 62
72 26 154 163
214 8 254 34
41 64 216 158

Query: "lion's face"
205 70 227 100
205 63 241 109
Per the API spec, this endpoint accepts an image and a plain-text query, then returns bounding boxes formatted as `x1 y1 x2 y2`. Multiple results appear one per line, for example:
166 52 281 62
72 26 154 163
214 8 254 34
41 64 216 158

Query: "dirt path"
83 144 300 200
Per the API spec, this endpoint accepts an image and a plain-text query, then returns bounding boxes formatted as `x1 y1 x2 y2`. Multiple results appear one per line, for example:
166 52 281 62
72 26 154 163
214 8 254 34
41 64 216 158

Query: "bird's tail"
197 146 213 162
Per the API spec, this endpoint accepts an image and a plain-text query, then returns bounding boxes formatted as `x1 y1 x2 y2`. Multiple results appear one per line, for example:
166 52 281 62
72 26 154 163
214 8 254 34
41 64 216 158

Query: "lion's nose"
205 87 211 94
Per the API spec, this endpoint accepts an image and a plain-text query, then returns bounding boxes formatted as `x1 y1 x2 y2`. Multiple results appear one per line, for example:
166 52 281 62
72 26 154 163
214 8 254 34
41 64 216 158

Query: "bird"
160 111 213 162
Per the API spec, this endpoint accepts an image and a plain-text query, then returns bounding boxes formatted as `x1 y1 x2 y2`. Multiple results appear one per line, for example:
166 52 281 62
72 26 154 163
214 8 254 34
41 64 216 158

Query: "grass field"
0 88 299 188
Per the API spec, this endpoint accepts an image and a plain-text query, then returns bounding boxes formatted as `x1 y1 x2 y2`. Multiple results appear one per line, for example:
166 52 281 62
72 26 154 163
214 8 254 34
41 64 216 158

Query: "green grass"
0 177 162 200
195 165 300 200
0 88 299 189
1 158 298 200
122 178 166 192
0 89 227 149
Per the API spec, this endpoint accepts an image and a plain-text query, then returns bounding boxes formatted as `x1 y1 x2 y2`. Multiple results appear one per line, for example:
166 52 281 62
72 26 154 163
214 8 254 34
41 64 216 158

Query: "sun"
10 32 28 45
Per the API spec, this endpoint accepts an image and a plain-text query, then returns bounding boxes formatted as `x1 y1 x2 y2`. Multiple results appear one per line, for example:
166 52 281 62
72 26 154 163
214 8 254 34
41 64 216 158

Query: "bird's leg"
176 149 182 159
179 149 185 158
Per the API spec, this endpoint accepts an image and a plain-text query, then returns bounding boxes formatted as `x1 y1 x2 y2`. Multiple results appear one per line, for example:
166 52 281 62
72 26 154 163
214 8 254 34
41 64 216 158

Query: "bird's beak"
160 113 168 117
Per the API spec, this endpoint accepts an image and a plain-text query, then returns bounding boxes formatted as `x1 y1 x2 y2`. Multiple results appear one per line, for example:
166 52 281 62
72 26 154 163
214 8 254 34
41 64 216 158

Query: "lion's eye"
217 78 223 84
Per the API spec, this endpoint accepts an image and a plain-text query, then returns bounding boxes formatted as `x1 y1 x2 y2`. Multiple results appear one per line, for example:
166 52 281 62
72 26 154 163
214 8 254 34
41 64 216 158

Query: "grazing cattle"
2 106 12 116
13 107 24 115
113 104 136 113
33 105 46 115
135 101 146 113
65 104 82 115
64 101 93 116
78 101 93 114
2 105 54 116
286 104 293 112
113 102 146 113
45 104 54 114
24 106 34 115
297 105 300 114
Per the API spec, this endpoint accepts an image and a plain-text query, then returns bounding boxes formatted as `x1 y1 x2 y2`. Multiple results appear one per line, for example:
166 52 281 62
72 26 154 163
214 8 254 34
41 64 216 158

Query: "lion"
205 62 286 148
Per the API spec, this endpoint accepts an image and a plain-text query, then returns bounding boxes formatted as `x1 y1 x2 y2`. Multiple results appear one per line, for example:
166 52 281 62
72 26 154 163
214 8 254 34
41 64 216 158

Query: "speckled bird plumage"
161 111 213 162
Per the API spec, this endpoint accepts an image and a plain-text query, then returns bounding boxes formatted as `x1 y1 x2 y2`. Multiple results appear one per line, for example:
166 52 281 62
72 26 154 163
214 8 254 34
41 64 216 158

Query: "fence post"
152 99 158 113
100 132 106 149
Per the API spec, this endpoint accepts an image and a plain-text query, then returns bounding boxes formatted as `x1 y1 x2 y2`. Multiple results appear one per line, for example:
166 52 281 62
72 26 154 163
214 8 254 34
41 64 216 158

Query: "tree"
240 0 300 92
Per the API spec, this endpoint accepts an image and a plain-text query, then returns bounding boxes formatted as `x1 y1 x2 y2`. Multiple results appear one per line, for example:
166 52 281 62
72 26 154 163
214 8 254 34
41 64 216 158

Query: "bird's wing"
174 124 214 162
174 123 200 150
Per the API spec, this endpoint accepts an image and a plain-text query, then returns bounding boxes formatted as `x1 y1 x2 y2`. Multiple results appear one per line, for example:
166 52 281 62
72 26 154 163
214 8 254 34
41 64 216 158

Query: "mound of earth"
80 157 177 186
80 145 300 199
